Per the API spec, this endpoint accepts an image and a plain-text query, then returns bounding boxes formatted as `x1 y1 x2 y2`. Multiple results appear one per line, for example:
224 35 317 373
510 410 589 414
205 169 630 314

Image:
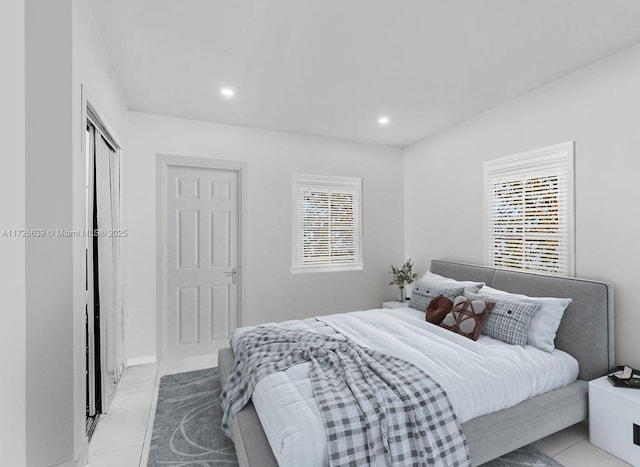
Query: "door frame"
156 154 246 362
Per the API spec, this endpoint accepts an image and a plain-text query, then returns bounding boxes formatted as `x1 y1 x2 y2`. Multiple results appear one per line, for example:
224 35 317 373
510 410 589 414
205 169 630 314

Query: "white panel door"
166 165 239 359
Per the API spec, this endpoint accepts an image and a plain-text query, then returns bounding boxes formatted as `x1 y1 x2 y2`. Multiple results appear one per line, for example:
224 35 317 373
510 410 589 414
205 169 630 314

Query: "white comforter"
230 307 579 467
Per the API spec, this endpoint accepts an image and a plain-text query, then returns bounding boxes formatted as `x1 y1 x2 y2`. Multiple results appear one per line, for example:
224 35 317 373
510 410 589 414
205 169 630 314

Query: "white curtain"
95 134 122 409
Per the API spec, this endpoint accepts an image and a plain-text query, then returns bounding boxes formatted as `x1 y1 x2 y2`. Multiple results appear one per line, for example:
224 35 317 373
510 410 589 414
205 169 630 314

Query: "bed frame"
218 260 614 466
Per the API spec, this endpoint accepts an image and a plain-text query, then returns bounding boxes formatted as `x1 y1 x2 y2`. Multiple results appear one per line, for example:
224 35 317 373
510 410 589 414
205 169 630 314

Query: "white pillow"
421 271 484 294
478 285 572 352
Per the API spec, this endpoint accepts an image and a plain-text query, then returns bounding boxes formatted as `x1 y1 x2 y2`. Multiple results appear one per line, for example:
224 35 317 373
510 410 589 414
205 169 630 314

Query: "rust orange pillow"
439 296 495 340
425 295 453 325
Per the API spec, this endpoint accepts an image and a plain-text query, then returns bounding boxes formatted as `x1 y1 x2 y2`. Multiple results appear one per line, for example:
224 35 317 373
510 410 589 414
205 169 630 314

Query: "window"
484 142 574 276
292 174 363 273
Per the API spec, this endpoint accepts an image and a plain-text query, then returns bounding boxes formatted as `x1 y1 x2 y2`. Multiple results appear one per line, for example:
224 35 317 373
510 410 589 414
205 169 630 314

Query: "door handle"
224 267 238 284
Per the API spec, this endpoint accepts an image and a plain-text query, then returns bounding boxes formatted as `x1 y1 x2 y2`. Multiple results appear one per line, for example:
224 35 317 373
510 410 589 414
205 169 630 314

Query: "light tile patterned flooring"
88 354 218 467
88 354 632 466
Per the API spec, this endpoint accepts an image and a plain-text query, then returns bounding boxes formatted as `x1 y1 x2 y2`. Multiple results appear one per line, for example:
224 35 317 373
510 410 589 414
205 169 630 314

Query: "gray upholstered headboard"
430 260 614 381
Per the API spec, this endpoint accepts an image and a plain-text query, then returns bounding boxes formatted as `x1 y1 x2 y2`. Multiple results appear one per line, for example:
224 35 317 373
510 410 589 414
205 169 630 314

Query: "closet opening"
85 105 124 439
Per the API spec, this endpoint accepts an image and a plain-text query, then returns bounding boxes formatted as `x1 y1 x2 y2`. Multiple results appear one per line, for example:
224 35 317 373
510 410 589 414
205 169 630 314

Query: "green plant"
388 259 417 288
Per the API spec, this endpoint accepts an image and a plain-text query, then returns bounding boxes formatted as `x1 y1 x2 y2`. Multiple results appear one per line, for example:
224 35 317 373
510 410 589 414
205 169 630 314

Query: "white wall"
0 0 26 465
9 2 130 466
25 0 75 465
73 0 129 141
404 43 640 368
71 0 129 462
125 112 403 360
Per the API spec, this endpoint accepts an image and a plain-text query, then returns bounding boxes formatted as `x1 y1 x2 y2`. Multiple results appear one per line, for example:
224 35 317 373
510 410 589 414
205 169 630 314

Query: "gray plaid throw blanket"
221 326 470 466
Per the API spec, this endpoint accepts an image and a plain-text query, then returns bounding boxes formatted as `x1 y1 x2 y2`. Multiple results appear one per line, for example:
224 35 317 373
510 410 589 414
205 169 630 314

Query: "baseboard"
127 355 157 367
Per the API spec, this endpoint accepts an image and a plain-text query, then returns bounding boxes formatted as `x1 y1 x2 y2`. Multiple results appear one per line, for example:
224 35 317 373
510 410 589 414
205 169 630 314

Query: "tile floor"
88 355 632 467
88 354 218 467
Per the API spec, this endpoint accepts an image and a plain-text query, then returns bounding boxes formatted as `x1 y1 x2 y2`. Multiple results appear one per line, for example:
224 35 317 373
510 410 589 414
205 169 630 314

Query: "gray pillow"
409 280 465 312
465 292 540 346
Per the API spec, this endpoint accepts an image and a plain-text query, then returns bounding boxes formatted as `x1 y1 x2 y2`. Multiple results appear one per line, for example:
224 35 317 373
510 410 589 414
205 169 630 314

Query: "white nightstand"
382 301 409 309
589 375 640 465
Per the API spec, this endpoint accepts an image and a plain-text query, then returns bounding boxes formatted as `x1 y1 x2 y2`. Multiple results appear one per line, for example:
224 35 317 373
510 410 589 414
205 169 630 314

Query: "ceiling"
89 0 640 147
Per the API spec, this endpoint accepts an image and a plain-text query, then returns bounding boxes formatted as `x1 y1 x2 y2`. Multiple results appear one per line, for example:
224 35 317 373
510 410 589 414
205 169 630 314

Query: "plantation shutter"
292 174 363 273
484 142 574 276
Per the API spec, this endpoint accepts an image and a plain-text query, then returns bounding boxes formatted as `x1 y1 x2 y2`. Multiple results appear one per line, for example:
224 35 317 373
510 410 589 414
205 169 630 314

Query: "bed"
218 260 614 466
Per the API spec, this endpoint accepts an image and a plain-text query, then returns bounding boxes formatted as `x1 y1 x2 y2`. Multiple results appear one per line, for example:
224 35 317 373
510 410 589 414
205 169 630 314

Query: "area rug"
147 367 237 466
481 444 562 466
148 367 562 467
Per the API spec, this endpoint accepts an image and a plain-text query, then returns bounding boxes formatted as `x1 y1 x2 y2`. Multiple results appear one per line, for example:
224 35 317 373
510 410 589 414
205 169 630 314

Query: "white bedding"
230 307 579 467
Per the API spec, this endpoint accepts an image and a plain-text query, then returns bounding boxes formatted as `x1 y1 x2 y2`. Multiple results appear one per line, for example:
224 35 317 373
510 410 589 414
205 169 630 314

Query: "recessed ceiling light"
220 87 235 98
378 116 390 125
